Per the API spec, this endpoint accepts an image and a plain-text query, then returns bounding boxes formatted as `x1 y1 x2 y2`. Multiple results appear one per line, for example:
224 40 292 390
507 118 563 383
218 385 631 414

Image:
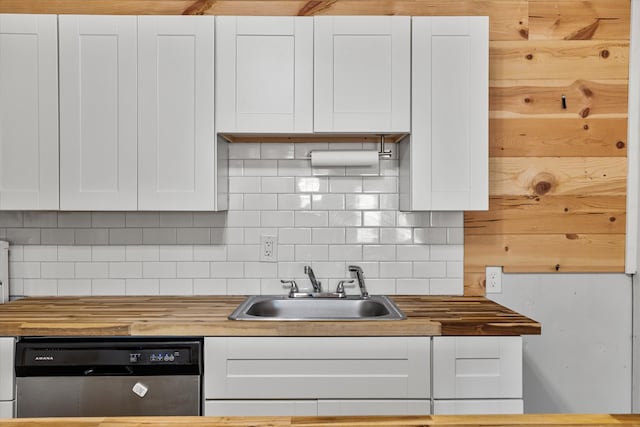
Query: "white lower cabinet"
204 400 317 416
433 399 523 415
318 400 430 416
0 338 14 418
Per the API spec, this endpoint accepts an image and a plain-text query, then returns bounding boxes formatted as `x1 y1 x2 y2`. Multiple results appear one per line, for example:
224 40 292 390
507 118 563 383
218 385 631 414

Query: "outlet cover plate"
486 266 502 293
261 234 277 262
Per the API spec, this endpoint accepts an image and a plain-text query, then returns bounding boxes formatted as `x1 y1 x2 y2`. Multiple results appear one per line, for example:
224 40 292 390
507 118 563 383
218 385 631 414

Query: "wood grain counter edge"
0 414 636 426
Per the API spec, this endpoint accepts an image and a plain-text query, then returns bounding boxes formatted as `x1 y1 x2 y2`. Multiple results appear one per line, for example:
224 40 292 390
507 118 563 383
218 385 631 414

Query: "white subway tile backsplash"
262 211 294 228
75 262 109 279
143 262 176 278
92 279 126 296
193 279 226 295
6 143 466 298
396 245 430 261
41 262 74 279
126 279 160 295
312 228 345 244
346 194 378 210
430 278 463 295
397 279 430 295
379 262 412 278
229 142 260 159
193 245 227 261
431 245 464 261
295 177 328 193
380 228 412 244
227 278 261 295
295 245 329 261
244 194 278 210
329 211 361 227
294 211 328 228
262 177 295 193
93 246 126 262
261 143 295 159
24 246 57 262
177 262 210 278
160 279 193 295
58 246 91 262
328 245 361 261
58 279 92 296
109 262 142 279
346 228 379 244
243 160 279 176
23 279 57 296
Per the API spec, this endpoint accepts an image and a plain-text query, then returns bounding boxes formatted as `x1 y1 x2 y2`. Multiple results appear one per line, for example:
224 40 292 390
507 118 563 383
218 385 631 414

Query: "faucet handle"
336 280 354 295
280 280 299 297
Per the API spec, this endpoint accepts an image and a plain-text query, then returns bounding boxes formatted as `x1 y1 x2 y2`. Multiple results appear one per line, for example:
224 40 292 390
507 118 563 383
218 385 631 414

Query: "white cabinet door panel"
204 400 317 416
405 16 488 211
138 16 217 210
0 14 58 210
0 401 12 419
434 399 523 415
59 15 137 210
318 400 430 416
205 337 430 400
0 338 14 401
433 336 522 399
216 16 313 133
314 16 410 132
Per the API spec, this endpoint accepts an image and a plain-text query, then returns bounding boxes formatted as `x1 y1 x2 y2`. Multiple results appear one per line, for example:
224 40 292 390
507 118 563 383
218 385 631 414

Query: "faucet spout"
348 265 369 299
304 266 322 293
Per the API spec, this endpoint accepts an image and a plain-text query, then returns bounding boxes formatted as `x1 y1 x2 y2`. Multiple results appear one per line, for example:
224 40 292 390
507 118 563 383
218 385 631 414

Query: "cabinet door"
138 16 218 210
205 400 317 416
433 337 522 399
318 400 430 416
0 338 14 402
434 399 523 415
0 14 58 210
314 16 410 133
216 17 312 133
59 15 137 210
404 17 488 211
205 337 430 399
0 401 12 418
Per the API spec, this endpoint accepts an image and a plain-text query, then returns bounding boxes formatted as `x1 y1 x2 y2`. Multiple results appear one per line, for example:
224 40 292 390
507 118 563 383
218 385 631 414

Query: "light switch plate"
486 266 502 293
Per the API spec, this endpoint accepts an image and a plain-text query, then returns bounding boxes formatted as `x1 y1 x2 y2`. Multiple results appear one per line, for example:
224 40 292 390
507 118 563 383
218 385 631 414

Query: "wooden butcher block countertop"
0 414 636 426
0 295 540 337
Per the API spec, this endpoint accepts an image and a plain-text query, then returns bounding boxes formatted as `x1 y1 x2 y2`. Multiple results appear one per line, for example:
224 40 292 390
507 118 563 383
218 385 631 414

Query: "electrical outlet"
485 266 502 293
260 234 277 262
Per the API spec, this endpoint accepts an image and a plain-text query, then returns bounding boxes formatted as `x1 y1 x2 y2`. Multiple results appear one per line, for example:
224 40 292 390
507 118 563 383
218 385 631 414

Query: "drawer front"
204 400 317 416
433 336 522 399
434 399 523 415
0 401 13 419
0 338 13 401
318 399 430 416
205 337 430 399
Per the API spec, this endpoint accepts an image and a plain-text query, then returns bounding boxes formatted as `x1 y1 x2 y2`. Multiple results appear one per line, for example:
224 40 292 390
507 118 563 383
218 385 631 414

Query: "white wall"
491 273 632 413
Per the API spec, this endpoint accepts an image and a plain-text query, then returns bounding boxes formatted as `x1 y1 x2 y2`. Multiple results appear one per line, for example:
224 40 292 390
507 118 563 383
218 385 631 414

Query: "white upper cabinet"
314 16 410 133
138 16 220 211
59 15 138 210
216 17 313 133
0 14 58 210
401 16 488 211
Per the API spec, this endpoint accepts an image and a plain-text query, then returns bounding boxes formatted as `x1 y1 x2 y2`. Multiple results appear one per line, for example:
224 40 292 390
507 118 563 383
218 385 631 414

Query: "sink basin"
228 295 406 321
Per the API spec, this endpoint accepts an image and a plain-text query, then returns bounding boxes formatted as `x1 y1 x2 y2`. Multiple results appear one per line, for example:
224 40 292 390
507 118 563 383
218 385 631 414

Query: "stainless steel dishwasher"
15 337 202 417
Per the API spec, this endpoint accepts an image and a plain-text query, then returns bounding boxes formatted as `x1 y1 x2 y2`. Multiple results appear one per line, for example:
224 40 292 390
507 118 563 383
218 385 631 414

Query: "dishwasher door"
17 375 200 417
15 337 202 418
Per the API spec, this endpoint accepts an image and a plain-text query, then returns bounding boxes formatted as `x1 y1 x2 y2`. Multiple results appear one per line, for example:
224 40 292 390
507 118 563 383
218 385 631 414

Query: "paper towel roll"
310 150 379 167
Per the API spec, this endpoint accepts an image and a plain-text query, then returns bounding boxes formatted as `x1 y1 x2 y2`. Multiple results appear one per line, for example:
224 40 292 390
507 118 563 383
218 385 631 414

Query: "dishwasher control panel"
129 350 182 364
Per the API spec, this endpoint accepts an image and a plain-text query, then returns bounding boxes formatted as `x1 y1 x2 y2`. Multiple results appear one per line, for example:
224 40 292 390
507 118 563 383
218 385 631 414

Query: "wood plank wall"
0 0 631 296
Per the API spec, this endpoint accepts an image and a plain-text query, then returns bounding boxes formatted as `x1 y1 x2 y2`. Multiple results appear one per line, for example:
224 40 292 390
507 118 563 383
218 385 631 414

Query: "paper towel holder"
305 134 393 160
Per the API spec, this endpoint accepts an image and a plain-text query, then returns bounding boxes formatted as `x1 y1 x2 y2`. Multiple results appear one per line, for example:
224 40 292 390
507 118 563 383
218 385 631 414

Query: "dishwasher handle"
83 366 134 376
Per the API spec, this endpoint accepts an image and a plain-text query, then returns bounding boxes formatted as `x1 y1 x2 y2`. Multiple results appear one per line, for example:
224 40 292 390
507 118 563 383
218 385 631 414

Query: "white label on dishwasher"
132 382 148 398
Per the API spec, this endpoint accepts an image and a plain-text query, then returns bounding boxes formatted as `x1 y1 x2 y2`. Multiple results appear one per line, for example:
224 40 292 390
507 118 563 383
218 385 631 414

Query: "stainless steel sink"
228 295 406 321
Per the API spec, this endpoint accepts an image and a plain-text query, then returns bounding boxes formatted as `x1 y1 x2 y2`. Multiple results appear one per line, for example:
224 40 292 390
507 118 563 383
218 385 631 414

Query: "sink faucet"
348 265 369 299
304 266 322 293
